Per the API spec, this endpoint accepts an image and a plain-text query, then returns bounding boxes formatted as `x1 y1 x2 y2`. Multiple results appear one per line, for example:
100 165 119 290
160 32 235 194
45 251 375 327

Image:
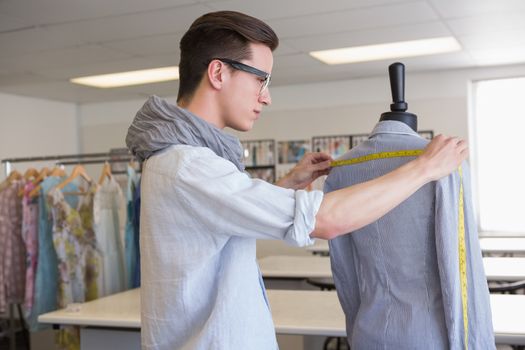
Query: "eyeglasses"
214 58 271 95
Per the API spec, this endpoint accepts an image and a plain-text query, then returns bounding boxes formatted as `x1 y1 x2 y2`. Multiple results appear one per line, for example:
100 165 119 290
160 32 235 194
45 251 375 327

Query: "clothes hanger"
29 166 65 198
49 165 66 177
7 170 22 182
98 162 113 185
0 170 22 192
23 168 39 180
55 164 92 191
17 168 38 196
20 167 49 197
34 167 50 184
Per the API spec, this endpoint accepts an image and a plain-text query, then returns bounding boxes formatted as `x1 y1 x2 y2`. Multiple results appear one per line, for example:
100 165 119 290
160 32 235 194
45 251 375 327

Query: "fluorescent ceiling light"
310 37 461 65
70 66 179 88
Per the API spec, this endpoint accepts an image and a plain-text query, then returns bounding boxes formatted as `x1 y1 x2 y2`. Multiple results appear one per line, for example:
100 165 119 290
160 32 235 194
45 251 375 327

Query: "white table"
258 255 332 279
306 237 525 256
305 240 329 255
258 255 525 282
483 257 525 281
38 288 525 346
480 237 525 255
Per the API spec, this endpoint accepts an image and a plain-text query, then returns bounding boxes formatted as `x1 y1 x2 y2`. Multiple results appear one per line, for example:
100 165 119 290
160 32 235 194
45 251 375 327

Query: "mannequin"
379 62 417 132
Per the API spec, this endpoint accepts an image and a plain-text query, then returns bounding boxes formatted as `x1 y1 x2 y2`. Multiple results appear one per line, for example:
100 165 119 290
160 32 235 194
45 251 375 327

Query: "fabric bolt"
27 176 78 331
21 181 39 315
325 120 495 349
47 183 100 350
124 165 140 289
0 180 26 314
94 177 126 297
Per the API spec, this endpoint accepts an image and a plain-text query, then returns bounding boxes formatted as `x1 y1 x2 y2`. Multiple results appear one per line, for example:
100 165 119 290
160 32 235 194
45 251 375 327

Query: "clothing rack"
1 151 137 350
2 151 138 176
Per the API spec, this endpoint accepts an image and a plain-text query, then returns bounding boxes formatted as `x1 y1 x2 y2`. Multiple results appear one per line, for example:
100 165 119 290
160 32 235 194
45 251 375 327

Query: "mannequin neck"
379 111 417 132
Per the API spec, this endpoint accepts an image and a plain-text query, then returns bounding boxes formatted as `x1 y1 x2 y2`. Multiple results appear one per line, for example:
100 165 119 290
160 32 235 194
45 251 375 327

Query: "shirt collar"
369 120 420 139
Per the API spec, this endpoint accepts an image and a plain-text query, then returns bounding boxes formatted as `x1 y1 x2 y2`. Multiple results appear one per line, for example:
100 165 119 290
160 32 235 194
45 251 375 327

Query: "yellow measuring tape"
330 149 423 167
458 166 468 349
332 150 468 349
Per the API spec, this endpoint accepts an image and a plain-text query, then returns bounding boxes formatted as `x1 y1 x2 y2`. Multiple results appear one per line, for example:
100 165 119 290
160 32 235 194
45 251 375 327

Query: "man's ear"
207 60 225 90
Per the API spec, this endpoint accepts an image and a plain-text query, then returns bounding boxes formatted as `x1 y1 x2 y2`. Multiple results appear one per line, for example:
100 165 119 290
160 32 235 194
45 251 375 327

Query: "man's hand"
416 134 469 181
276 152 332 190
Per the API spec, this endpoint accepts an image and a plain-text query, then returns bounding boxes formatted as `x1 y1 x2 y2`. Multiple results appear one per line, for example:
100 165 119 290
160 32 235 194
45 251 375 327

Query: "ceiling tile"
0 71 54 85
34 54 178 80
283 21 452 52
99 33 183 56
0 0 200 26
0 13 30 32
204 0 413 20
39 4 211 45
0 26 88 59
429 0 525 19
470 47 525 66
0 45 133 73
267 2 439 39
0 0 524 103
446 12 525 36
458 30 525 50
273 41 301 57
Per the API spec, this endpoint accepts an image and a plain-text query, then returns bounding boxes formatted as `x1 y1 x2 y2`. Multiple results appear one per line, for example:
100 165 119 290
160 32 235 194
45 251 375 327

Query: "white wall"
0 92 78 180
77 63 525 255
78 63 525 150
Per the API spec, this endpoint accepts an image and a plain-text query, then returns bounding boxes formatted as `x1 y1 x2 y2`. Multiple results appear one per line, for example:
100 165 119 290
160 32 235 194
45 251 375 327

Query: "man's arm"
278 135 468 240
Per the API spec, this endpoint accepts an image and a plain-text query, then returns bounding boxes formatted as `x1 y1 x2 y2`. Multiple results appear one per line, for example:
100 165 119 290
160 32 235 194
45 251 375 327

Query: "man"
126 11 468 350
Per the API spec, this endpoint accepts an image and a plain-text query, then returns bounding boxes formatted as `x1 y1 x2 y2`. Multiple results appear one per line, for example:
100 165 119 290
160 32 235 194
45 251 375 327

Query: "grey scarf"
125 95 245 171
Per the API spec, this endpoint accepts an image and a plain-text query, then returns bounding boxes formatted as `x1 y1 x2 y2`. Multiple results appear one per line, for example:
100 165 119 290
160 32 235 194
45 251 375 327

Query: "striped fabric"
325 121 495 349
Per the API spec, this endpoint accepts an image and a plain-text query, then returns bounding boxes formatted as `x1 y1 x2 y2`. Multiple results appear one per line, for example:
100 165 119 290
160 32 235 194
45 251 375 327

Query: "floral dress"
47 184 101 350
21 181 39 316
0 180 26 314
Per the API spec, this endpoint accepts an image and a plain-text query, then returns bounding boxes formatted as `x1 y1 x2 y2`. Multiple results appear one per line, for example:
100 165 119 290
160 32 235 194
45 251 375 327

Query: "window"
472 77 525 233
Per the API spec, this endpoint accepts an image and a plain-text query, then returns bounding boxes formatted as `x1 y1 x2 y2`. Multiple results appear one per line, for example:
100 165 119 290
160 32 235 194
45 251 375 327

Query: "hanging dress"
21 181 39 316
47 183 101 350
94 177 126 296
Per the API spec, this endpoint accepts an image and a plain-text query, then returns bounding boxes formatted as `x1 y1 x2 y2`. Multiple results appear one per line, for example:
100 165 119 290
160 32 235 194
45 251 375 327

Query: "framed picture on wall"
351 134 369 148
277 140 310 164
312 135 351 159
241 139 275 167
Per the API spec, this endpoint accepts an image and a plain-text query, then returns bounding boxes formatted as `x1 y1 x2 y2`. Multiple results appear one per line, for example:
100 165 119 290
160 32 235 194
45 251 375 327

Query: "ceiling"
1 0 525 104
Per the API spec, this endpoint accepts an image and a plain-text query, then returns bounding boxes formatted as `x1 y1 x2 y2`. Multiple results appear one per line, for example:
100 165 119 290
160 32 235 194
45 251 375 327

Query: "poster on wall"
278 140 310 164
241 140 275 167
312 135 351 159
351 134 369 148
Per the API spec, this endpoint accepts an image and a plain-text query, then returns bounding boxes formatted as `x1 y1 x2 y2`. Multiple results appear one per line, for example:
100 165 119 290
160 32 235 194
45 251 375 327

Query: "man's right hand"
417 134 469 181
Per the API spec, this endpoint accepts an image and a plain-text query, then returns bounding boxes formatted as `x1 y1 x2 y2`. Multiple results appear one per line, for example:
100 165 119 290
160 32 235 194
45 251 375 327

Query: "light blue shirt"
27 176 77 331
140 145 322 350
325 121 495 349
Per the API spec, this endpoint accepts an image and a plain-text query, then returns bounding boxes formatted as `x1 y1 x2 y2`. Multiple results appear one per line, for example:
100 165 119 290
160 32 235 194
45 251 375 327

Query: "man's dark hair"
177 11 279 103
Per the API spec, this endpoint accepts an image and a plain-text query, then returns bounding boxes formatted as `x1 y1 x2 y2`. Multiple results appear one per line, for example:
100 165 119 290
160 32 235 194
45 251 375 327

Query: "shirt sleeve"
434 162 495 349
169 148 322 247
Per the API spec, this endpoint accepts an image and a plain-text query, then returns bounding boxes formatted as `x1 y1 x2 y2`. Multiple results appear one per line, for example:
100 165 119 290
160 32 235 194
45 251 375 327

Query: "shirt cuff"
284 189 324 247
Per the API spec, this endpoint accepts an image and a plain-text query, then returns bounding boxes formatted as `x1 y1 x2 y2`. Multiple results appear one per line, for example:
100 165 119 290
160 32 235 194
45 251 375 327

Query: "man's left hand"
276 152 332 190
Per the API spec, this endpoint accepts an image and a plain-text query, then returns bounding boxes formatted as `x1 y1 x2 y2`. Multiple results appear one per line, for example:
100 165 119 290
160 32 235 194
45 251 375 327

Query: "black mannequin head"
379 62 417 131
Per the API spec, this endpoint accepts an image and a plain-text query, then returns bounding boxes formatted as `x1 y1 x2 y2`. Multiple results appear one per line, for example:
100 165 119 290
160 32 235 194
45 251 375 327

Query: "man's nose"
259 89 271 106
